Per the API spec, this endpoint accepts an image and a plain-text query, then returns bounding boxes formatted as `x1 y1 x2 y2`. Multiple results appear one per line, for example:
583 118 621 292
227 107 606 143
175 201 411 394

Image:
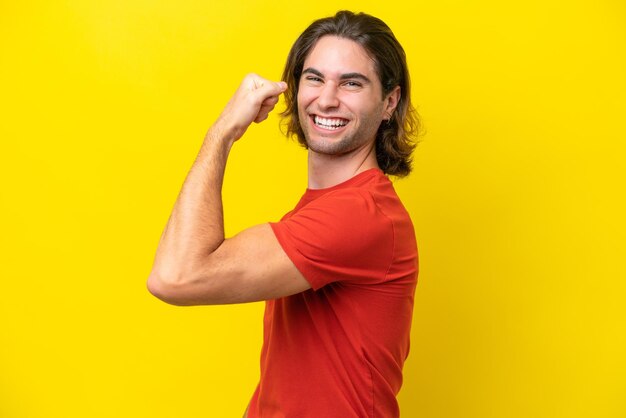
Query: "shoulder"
270 188 395 279
277 187 393 242
268 172 412 289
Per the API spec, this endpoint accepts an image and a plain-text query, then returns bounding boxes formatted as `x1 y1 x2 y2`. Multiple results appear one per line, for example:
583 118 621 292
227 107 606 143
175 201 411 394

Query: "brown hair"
281 10 419 177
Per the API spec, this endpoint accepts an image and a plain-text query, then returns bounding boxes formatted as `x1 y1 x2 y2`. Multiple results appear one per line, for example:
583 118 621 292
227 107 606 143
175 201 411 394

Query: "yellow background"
1 1 624 417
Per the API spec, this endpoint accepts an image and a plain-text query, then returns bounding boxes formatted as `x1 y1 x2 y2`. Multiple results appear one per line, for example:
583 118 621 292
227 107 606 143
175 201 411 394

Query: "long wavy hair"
281 10 420 177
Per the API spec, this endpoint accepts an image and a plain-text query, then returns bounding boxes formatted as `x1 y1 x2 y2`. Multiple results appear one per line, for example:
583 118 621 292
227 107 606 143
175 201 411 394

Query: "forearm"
150 126 234 281
147 74 287 302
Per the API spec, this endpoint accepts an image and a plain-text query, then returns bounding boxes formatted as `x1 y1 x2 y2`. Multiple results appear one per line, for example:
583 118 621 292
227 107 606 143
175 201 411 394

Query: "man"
148 10 419 418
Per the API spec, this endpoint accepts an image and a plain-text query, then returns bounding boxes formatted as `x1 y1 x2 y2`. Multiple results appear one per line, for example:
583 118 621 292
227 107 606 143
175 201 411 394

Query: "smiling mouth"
313 115 349 130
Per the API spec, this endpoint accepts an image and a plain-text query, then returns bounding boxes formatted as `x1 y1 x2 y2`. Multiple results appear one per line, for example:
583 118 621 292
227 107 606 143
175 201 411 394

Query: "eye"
343 80 362 89
305 76 323 84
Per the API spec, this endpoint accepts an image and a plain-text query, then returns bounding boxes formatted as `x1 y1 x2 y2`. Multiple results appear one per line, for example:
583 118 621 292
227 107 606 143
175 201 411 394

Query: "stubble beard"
299 113 382 157
304 131 361 156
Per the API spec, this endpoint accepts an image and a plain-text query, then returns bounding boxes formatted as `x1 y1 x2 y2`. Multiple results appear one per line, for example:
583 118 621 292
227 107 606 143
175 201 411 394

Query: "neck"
307 143 379 189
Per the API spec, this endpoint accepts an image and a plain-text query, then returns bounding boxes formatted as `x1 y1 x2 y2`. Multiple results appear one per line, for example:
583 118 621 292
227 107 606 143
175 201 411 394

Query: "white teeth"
314 116 347 130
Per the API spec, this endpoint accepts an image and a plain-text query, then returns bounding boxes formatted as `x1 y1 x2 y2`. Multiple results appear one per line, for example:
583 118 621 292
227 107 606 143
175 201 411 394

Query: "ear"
383 85 401 119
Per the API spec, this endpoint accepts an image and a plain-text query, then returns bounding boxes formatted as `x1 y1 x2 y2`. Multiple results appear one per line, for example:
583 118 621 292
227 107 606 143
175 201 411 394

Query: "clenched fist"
212 73 287 143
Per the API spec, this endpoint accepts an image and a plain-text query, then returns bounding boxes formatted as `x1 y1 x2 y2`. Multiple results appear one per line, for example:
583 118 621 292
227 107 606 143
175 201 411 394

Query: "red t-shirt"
248 169 418 418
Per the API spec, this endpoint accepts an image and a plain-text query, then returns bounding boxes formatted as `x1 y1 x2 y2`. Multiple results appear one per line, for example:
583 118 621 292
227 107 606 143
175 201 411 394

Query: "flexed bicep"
148 224 310 306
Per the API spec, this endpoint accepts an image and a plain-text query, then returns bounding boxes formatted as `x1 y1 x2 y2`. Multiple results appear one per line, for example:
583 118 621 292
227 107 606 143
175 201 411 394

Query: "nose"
317 82 340 109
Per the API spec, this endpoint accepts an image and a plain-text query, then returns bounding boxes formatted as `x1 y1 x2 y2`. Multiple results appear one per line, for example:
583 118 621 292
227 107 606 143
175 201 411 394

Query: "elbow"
147 256 230 306
146 270 167 302
146 269 195 306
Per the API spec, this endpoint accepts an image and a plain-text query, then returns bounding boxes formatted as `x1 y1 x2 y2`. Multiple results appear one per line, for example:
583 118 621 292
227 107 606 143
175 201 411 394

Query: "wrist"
211 112 248 143
205 122 237 147
197 125 233 162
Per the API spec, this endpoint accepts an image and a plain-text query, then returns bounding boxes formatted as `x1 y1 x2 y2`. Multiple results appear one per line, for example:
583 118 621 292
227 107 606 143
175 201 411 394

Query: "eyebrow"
302 67 371 84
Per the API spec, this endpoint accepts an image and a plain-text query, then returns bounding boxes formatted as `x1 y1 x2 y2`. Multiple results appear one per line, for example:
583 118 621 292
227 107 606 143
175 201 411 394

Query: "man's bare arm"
147 74 310 305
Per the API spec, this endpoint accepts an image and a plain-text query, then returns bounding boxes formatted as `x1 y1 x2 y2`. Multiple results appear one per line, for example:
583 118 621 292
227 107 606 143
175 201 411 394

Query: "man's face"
297 36 397 156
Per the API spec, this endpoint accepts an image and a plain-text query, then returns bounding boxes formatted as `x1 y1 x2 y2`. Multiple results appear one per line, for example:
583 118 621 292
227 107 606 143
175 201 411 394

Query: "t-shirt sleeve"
270 190 395 290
